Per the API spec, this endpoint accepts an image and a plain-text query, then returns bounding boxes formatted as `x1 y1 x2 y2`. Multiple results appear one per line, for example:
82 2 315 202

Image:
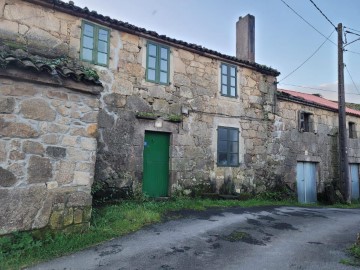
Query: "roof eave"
23 0 280 77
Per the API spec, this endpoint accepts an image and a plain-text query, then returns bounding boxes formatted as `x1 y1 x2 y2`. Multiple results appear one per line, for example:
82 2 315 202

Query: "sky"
69 0 360 103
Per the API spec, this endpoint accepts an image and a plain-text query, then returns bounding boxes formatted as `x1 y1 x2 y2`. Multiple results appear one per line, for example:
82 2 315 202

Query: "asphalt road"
29 206 360 270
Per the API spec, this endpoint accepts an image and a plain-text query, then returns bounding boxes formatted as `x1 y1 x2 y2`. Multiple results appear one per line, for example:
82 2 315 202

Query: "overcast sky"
69 0 360 103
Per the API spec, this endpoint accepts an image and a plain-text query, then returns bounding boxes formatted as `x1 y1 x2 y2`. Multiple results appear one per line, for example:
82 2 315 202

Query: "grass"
1 197 359 270
341 242 360 266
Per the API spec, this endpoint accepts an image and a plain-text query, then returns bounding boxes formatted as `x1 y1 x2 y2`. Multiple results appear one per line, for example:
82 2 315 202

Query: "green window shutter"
81 21 110 66
146 42 169 84
217 126 239 167
220 63 237 97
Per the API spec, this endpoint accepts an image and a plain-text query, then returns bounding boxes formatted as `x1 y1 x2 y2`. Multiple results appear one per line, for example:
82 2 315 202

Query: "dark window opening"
217 127 239 167
299 111 313 132
349 122 357 138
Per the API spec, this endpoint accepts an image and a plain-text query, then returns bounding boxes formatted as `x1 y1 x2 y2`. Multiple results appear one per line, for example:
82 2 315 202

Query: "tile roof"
0 46 102 85
278 89 360 117
25 0 280 77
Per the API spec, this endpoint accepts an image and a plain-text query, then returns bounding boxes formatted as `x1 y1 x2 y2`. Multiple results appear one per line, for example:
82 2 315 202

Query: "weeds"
1 197 359 269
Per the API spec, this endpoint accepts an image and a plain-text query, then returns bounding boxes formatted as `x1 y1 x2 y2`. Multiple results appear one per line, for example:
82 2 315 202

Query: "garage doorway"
296 162 317 203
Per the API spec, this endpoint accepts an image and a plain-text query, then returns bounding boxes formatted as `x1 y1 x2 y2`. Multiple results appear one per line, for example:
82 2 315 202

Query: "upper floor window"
349 122 357 138
146 42 170 84
81 21 110 66
217 126 239 167
221 63 237 97
299 111 313 132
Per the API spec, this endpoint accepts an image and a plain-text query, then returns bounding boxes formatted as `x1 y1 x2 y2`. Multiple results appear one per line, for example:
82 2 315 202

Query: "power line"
345 64 360 94
308 0 336 29
280 0 336 46
344 26 360 34
344 37 360 48
346 49 360 55
279 29 335 83
279 83 336 93
278 82 360 96
345 30 360 37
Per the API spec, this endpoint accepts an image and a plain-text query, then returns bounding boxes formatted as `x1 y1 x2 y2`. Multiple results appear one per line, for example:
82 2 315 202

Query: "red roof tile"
278 89 360 117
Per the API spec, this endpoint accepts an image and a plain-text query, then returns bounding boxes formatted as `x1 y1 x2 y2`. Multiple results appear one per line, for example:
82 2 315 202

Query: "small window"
146 42 170 84
221 63 237 97
81 21 110 66
299 111 313 132
217 127 239 167
349 122 357 138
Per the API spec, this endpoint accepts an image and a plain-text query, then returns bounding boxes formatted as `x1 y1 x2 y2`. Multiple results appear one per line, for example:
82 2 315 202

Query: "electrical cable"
308 0 337 29
344 64 360 94
345 30 360 37
280 0 336 46
279 29 335 83
344 26 360 34
278 82 360 96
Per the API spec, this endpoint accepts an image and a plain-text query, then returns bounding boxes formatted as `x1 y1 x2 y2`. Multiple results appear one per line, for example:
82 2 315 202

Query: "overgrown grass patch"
1 197 359 269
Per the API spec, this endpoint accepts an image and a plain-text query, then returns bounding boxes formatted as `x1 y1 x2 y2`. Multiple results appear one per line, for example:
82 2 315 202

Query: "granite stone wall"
0 74 99 235
270 98 360 193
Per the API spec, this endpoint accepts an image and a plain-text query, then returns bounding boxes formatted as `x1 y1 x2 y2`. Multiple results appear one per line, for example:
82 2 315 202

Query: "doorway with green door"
142 131 170 197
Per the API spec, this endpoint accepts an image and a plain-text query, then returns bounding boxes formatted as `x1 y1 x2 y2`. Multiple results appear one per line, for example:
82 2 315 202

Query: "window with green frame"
146 42 170 84
81 21 110 66
221 63 237 97
217 126 239 167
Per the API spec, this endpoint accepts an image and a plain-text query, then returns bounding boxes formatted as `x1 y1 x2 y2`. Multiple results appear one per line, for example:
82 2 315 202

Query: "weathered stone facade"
0 0 279 198
270 93 360 195
0 71 100 234
1 0 360 235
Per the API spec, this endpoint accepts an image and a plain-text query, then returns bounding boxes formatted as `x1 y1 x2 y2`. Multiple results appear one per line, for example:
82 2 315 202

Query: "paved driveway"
29 206 360 270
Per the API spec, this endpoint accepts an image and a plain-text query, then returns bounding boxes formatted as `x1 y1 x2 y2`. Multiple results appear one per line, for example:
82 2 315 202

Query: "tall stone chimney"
236 14 255 62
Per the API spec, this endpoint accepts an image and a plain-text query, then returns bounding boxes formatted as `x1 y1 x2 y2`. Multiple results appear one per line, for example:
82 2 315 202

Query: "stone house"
0 0 359 235
273 89 360 203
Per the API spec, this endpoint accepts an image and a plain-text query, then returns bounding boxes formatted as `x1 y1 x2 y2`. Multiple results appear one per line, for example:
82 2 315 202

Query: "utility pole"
337 23 351 203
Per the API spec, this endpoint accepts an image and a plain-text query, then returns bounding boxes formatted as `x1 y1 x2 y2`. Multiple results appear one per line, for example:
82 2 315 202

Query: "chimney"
236 14 255 62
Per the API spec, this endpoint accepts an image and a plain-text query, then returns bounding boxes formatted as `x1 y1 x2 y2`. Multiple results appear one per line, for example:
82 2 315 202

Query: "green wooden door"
143 131 170 197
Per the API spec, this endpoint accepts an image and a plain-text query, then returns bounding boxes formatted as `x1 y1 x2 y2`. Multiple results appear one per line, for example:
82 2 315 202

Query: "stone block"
126 95 152 111
47 90 68 100
49 210 63 229
46 181 58 189
81 138 97 151
26 28 67 57
0 140 7 162
23 140 44 155
67 192 92 207
0 167 17 187
81 112 98 123
76 162 93 173
46 146 66 159
63 208 74 226
82 97 99 108
42 134 58 144
62 135 78 146
67 148 91 161
74 171 91 186
28 156 52 183
73 209 83 224
6 84 38 96
20 99 56 121
0 186 49 234
0 97 15 113
47 123 69 134
9 150 25 160
0 118 39 138
86 124 98 138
